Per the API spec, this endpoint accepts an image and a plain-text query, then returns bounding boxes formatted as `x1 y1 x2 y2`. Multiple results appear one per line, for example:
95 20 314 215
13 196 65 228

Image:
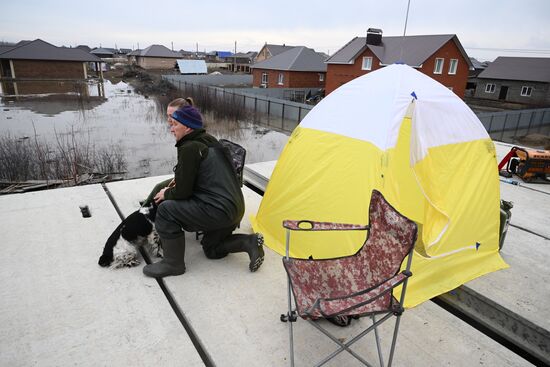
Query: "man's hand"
154 188 167 204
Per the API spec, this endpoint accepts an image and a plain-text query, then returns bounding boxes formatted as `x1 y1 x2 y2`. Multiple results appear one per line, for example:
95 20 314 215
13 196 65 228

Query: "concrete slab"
500 181 550 239
0 185 203 367
244 160 276 191
441 225 550 363
107 176 530 366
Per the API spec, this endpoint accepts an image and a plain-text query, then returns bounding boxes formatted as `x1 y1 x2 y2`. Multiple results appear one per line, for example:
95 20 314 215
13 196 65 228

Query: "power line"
465 46 550 54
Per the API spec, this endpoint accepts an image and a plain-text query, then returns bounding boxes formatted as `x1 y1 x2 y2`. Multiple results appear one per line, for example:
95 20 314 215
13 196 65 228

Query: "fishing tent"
251 64 508 307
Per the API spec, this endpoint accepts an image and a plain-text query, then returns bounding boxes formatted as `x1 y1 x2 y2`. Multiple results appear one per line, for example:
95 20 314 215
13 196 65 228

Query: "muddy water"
0 80 289 179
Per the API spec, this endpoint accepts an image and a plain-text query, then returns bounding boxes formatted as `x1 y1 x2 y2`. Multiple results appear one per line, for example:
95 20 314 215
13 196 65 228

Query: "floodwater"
0 80 289 179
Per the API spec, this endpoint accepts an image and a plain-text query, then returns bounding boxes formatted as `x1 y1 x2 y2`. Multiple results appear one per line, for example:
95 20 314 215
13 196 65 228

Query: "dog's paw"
98 254 112 267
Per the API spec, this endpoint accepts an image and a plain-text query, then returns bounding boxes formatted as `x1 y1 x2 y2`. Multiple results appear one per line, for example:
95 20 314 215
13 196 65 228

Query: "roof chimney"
366 28 382 46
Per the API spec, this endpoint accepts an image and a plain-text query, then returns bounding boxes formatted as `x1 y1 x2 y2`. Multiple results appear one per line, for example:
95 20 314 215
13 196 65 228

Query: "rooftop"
326 34 472 68
477 57 550 83
252 46 327 72
0 39 102 62
0 141 548 366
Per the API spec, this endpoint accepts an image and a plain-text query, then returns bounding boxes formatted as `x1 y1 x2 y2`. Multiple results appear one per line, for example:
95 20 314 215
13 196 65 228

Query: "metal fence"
164 76 550 141
477 108 550 143
164 77 313 133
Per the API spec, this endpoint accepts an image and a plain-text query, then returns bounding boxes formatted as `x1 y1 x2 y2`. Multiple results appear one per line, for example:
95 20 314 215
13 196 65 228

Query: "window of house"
319 73 324 82
362 57 373 71
261 72 268 85
520 86 532 97
278 73 284 85
434 58 444 74
448 59 458 75
485 83 496 93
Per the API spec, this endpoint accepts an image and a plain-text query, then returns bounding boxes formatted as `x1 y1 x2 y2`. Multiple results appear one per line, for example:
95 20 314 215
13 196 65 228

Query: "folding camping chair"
280 190 417 366
196 139 246 240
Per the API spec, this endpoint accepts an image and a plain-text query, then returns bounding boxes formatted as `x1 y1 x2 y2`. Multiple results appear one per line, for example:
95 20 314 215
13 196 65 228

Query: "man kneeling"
142 97 264 278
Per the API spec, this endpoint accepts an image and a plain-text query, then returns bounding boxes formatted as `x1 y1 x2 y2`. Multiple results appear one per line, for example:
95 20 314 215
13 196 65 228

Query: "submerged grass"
0 128 127 184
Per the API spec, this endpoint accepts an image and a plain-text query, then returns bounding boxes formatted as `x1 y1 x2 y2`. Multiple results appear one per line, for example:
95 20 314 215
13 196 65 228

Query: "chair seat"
284 257 407 319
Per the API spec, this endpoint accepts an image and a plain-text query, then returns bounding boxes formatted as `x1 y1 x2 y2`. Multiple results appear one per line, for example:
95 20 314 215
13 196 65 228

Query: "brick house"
0 39 102 80
325 29 472 97
251 46 326 88
474 57 550 106
127 45 182 70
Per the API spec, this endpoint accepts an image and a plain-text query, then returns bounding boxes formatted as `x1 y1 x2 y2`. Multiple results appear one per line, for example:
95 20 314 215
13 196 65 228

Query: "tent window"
278 73 284 85
485 83 496 93
434 58 444 74
362 57 373 71
448 59 458 75
520 86 532 97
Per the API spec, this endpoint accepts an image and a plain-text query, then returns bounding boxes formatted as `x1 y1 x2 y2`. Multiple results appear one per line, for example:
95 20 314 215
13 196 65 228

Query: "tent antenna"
399 0 412 62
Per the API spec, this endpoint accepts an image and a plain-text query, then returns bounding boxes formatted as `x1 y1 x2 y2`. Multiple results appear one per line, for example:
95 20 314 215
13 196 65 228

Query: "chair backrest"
219 139 246 187
359 190 417 285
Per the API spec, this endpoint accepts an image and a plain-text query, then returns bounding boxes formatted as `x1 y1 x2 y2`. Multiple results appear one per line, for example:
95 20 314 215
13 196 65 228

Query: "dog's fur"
98 203 163 268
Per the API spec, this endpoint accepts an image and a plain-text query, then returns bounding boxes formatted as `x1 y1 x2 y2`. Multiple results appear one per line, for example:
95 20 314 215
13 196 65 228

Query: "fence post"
513 112 522 138
282 103 285 130
526 111 535 135
178 80 181 90
539 110 548 133
267 100 271 127
298 106 302 123
501 114 508 142
488 115 494 135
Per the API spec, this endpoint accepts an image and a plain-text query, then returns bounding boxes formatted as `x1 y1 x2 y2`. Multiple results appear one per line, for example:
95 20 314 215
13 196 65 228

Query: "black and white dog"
98 203 162 268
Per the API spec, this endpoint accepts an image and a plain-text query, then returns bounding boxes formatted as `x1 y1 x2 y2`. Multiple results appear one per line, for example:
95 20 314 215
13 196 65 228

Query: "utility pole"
234 40 237 73
171 41 174 51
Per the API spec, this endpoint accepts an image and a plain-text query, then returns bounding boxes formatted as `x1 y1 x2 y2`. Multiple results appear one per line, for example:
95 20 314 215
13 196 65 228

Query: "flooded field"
0 80 289 180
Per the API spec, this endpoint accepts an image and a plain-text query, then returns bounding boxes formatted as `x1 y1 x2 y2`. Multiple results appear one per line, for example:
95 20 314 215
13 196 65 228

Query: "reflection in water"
0 80 106 116
0 80 289 179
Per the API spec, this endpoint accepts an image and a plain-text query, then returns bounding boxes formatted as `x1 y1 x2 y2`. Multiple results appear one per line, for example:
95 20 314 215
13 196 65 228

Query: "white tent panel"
300 64 488 162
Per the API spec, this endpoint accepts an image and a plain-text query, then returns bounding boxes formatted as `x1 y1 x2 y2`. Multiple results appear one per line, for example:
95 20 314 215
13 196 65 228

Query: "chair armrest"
311 272 410 317
283 220 369 231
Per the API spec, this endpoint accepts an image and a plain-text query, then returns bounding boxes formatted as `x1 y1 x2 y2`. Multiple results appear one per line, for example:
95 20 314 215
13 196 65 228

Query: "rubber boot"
143 236 186 278
219 233 265 272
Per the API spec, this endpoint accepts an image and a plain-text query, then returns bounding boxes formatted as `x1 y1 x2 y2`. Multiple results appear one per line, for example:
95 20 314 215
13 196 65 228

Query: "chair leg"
387 314 402 367
372 315 384 367
308 319 374 367
287 277 295 367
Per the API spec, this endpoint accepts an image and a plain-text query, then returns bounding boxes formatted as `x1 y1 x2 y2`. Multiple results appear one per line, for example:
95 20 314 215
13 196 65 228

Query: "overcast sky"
3 0 550 61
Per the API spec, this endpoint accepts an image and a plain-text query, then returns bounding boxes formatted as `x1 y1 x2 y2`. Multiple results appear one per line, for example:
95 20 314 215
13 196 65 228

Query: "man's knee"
155 201 181 238
202 245 227 259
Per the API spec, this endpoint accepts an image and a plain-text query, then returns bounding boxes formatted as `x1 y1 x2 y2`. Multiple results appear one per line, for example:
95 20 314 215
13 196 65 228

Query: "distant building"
127 45 182 69
325 29 472 97
227 51 257 73
255 44 295 63
76 45 92 53
91 48 115 59
469 57 490 77
474 57 550 106
118 48 132 55
0 39 102 80
176 60 207 74
251 46 326 88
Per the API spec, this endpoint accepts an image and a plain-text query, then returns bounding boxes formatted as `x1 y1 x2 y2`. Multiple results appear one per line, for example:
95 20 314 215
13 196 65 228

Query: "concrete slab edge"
100 183 214 367
438 286 549 365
